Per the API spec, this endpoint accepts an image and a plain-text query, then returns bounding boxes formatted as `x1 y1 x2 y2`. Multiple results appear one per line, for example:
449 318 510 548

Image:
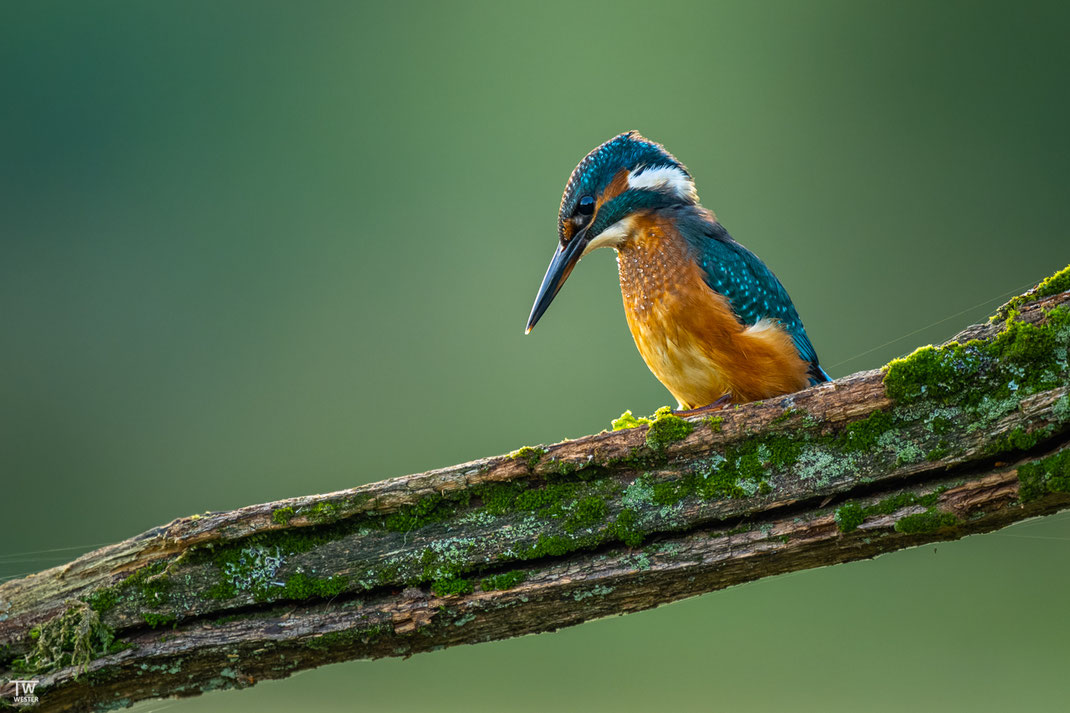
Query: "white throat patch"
580 215 637 257
627 164 697 203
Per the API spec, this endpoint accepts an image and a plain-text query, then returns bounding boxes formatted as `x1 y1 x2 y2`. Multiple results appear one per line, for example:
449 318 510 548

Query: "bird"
525 130 830 411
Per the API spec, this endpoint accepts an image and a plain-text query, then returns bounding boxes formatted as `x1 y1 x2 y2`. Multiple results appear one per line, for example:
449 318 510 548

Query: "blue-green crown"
558 130 689 240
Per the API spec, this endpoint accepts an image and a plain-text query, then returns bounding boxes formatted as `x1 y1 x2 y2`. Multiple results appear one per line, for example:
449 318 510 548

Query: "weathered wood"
2 272 1069 713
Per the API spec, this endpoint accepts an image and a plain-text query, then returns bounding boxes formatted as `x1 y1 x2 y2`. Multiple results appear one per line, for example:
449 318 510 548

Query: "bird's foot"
672 393 732 417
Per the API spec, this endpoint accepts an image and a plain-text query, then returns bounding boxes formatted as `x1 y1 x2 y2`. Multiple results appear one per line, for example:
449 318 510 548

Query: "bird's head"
525 130 697 333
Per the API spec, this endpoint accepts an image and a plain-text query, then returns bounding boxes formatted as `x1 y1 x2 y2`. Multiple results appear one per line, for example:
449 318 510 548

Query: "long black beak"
525 229 588 334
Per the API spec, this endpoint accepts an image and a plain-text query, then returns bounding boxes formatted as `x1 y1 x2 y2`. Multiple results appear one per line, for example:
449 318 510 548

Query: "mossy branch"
2 267 1069 713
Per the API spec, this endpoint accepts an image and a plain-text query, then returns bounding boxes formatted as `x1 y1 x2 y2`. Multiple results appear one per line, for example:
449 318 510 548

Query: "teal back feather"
675 208 829 384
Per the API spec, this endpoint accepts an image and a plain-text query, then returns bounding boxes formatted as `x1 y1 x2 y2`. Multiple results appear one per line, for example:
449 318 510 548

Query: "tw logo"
9 679 39 706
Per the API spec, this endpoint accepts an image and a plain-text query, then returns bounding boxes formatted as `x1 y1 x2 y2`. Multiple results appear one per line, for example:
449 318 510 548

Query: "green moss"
83 559 173 618
1033 265 1070 298
278 573 349 600
871 490 942 514
883 341 984 405
477 481 574 520
610 404 697 450
996 265 1070 319
204 513 407 599
986 425 1050 456
649 476 688 506
894 509 959 534
523 534 581 559
509 446 546 469
550 459 577 477
612 410 652 430
609 508 645 547
926 443 950 461
128 561 171 602
305 630 349 651
1018 449 1070 502
506 504 630 558
706 436 797 494
834 490 947 533
837 410 897 452
928 415 953 435
304 500 341 523
199 491 477 599
382 493 457 532
15 602 130 675
430 577 474 597
306 624 390 651
705 415 724 432
480 570 528 591
187 490 481 605
142 612 177 629
834 503 865 533
989 316 1057 364
645 407 694 450
739 435 803 475
272 506 295 525
474 479 619 538
639 430 803 506
474 482 522 515
514 484 573 513
884 302 1070 408
564 496 609 532
85 585 119 614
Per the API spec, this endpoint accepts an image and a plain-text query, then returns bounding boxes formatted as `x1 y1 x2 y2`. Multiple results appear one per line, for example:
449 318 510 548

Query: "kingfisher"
525 130 830 410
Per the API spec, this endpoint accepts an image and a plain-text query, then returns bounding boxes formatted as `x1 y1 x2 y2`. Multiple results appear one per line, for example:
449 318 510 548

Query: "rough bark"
2 276 1069 713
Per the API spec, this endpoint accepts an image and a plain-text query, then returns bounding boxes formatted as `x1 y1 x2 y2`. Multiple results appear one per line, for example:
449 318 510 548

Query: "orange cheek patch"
626 211 661 236
596 169 631 212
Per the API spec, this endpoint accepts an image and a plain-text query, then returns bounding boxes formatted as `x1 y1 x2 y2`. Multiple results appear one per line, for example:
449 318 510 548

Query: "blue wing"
677 210 829 384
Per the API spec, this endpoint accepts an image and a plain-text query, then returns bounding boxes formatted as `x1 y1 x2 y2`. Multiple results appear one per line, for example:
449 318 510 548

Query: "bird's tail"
808 362 832 385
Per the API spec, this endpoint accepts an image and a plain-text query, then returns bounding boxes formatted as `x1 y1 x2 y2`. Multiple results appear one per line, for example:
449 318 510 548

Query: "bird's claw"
672 393 732 417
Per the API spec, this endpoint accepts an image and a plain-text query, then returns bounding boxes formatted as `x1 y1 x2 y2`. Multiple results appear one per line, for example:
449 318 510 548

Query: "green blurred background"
2 1 1068 711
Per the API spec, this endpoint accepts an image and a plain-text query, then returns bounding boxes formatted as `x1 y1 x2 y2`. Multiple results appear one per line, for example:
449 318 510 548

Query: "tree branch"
2 268 1069 713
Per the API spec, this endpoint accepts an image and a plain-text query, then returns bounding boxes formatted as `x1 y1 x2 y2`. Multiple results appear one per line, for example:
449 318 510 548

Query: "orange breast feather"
616 215 809 409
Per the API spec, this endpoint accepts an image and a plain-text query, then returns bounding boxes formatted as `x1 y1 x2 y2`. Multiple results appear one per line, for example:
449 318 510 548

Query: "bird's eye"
576 195 595 216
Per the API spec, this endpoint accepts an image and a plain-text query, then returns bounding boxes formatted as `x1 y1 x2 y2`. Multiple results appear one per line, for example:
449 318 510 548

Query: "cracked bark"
1 280 1068 713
